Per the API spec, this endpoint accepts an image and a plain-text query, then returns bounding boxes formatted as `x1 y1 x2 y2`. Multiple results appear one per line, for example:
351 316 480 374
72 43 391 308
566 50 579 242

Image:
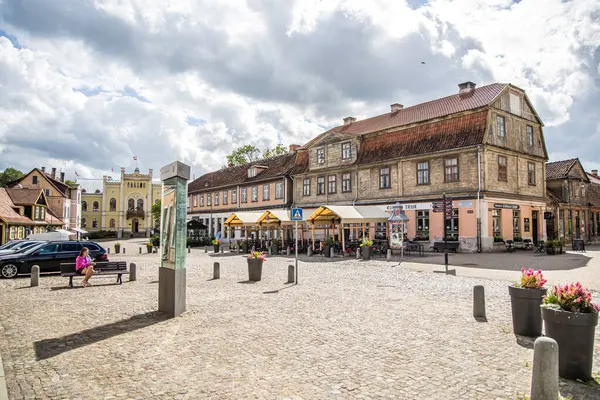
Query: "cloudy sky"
0 0 599 181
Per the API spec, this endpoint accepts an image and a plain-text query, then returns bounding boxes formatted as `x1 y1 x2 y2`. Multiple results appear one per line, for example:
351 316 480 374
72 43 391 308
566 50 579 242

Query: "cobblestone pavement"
0 245 599 399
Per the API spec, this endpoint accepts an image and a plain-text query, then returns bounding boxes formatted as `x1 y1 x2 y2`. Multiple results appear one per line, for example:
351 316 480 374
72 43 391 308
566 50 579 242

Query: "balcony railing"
126 209 146 220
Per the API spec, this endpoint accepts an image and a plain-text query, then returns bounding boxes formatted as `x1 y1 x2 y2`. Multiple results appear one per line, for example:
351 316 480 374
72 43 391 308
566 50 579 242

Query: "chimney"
41 166 46 173
592 170 598 176
289 144 301 153
228 163 234 168
60 172 65 182
458 81 477 93
390 103 404 113
343 117 357 125
51 167 56 179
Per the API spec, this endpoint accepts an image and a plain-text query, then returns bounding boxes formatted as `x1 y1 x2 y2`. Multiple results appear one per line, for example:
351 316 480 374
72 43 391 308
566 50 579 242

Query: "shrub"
543 282 600 313
88 230 118 239
325 236 335 245
513 234 523 242
360 237 373 247
517 267 547 289
493 236 504 243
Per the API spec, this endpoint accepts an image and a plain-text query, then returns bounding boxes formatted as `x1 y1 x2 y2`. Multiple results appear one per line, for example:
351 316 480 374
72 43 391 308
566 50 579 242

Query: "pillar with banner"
388 203 408 251
158 161 191 318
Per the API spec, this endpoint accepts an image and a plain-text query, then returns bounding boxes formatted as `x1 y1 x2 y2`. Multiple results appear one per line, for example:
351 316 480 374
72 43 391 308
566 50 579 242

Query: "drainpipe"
289 175 294 208
477 145 482 253
352 165 359 206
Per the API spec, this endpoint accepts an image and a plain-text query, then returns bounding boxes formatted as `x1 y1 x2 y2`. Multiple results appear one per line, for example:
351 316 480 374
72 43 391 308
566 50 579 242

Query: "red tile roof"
6 188 44 205
546 159 578 179
328 83 506 137
0 189 33 224
356 111 489 164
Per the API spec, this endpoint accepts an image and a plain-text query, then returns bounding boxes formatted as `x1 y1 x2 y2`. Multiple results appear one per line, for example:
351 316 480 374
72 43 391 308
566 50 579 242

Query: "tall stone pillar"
158 161 191 318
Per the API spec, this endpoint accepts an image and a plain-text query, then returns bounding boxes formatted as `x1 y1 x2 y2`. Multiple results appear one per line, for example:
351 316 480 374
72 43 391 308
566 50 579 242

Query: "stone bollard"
213 262 220 279
330 247 334 258
139 247 142 254
107 248 110 254
356 247 360 259
220 246 224 254
287 264 295 283
386 249 392 260
129 263 137 282
205 246 208 253
530 337 559 400
286 247 290 256
307 247 312 256
268 247 272 255
473 285 486 321
188 246 191 253
123 247 126 254
31 265 40 287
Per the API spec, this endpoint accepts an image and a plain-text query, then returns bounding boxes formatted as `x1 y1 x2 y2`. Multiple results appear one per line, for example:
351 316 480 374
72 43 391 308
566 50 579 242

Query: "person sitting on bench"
76 247 96 287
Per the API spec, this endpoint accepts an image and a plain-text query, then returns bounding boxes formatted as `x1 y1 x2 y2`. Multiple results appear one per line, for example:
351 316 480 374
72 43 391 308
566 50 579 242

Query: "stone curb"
0 349 8 400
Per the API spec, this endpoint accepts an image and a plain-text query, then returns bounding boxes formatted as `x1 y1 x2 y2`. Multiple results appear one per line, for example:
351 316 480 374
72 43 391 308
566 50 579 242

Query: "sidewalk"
0 349 8 400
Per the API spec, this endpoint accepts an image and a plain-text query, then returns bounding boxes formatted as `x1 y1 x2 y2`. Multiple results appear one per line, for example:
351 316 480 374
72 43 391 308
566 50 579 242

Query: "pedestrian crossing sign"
291 208 303 221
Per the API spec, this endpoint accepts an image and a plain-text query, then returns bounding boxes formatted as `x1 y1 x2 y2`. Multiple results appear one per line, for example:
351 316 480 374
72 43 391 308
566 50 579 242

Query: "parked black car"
0 241 108 279
0 241 48 256
0 240 28 250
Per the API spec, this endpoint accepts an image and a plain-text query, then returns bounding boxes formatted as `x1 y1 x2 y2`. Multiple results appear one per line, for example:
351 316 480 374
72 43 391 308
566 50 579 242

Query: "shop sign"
458 200 473 208
386 202 431 211
467 210 474 214
493 203 520 210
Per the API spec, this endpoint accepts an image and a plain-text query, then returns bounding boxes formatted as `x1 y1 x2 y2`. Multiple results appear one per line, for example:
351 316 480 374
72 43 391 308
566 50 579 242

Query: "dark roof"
43 171 69 195
311 83 506 140
356 110 488 164
188 152 297 192
546 188 565 204
5 188 44 205
588 183 600 207
0 189 33 224
546 159 578 179
290 151 309 175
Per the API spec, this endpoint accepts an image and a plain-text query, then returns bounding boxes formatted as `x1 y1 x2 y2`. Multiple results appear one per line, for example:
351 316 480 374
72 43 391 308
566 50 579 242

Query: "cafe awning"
307 205 391 224
72 228 88 234
224 212 264 227
256 208 317 225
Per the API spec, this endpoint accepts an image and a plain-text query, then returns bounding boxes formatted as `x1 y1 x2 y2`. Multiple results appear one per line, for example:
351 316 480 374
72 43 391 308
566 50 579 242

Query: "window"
417 161 429 185
303 178 311 196
39 244 60 254
317 148 325 164
317 177 325 195
445 209 459 240
275 183 283 199
223 191 228 205
82 218 87 228
193 195 197 207
61 243 81 252
498 156 507 181
328 175 337 194
110 219 116 228
128 198 135 210
207 193 211 206
82 201 87 212
200 194 204 207
241 188 247 203
214 192 219 206
444 158 459 182
379 167 391 189
92 218 98 228
93 201 99 211
342 142 351 160
252 187 258 202
527 126 534 147
41 208 45 220
528 162 536 185
509 93 522 116
263 184 270 201
35 207 40 220
109 198 117 211
232 190 237 204
342 173 352 193
513 210 520 235
248 168 256 178
137 199 143 210
416 211 430 240
32 175 39 185
45 189 50 196
497 115 506 138
492 209 501 236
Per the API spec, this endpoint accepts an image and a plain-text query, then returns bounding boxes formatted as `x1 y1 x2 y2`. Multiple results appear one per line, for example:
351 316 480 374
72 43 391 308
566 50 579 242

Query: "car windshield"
14 242 43 252
20 243 48 255
0 241 21 250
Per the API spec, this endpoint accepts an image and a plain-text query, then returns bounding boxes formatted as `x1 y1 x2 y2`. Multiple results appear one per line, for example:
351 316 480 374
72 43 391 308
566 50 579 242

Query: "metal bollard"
530 337 559 400
213 262 220 279
123 247 126 254
129 263 137 282
287 264 295 284
330 247 334 258
107 248 110 254
356 247 360 259
307 247 312 256
386 249 392 260
139 247 142 254
31 265 40 287
473 285 486 321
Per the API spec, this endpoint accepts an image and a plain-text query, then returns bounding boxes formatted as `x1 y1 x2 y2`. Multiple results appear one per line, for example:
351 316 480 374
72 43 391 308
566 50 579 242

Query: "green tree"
263 144 287 159
226 145 261 166
0 167 25 188
151 199 161 228
64 179 76 186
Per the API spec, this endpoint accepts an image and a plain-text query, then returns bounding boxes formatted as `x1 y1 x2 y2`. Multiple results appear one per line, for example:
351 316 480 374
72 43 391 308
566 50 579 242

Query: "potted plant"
546 239 558 255
509 268 547 337
542 282 599 381
323 236 335 258
212 239 221 253
247 251 267 281
146 241 153 253
114 242 121 254
360 237 373 260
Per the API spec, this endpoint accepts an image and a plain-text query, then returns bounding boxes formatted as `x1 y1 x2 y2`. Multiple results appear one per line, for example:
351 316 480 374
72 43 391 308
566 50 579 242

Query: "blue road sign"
291 208 303 221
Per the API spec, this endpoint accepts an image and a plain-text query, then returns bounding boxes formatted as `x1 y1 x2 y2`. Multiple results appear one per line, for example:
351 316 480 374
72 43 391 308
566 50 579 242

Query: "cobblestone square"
0 245 599 399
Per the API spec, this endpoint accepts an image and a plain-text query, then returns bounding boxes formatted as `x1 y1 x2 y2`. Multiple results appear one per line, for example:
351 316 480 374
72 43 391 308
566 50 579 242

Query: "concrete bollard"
386 249 392 260
307 247 312 256
213 262 220 280
188 246 191 253
530 337 559 400
107 248 110 254
205 246 208 253
129 263 137 282
330 247 334 258
287 264 295 283
473 285 486 321
268 247 272 255
220 245 224 254
286 247 290 256
139 247 142 254
123 247 126 254
31 265 40 287
356 247 360 259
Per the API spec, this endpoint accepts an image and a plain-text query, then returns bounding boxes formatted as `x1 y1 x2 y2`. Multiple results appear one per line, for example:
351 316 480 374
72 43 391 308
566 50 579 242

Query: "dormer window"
248 165 267 178
317 148 325 164
248 167 256 178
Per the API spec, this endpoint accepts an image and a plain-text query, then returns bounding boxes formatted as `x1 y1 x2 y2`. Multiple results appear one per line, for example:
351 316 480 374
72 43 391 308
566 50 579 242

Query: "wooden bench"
60 261 129 288
432 241 459 253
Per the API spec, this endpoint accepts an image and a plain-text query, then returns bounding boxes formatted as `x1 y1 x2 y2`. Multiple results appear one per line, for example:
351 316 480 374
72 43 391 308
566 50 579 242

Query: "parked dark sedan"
0 240 28 250
0 241 108 278
0 241 48 256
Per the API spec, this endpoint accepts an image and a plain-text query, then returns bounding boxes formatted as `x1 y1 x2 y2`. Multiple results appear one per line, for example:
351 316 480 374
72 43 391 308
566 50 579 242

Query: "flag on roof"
75 171 79 177
133 156 138 161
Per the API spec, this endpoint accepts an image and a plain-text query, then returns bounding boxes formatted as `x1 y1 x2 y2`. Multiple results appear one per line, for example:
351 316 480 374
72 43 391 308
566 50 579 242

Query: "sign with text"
493 203 520 210
386 202 431 211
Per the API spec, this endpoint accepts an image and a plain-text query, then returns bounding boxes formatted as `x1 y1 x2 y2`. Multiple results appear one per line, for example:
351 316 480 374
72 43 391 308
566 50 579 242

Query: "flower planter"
323 244 331 258
247 259 263 281
509 286 546 337
213 245 220 253
546 246 557 255
114 245 121 254
272 244 279 255
362 246 372 260
542 307 598 381
146 245 153 254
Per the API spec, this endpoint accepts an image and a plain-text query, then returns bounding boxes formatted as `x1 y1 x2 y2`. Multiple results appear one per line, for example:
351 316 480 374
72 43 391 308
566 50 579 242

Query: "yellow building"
77 167 161 237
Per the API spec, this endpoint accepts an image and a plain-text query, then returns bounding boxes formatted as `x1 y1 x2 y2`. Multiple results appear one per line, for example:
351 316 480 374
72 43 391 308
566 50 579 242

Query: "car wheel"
1 264 19 279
